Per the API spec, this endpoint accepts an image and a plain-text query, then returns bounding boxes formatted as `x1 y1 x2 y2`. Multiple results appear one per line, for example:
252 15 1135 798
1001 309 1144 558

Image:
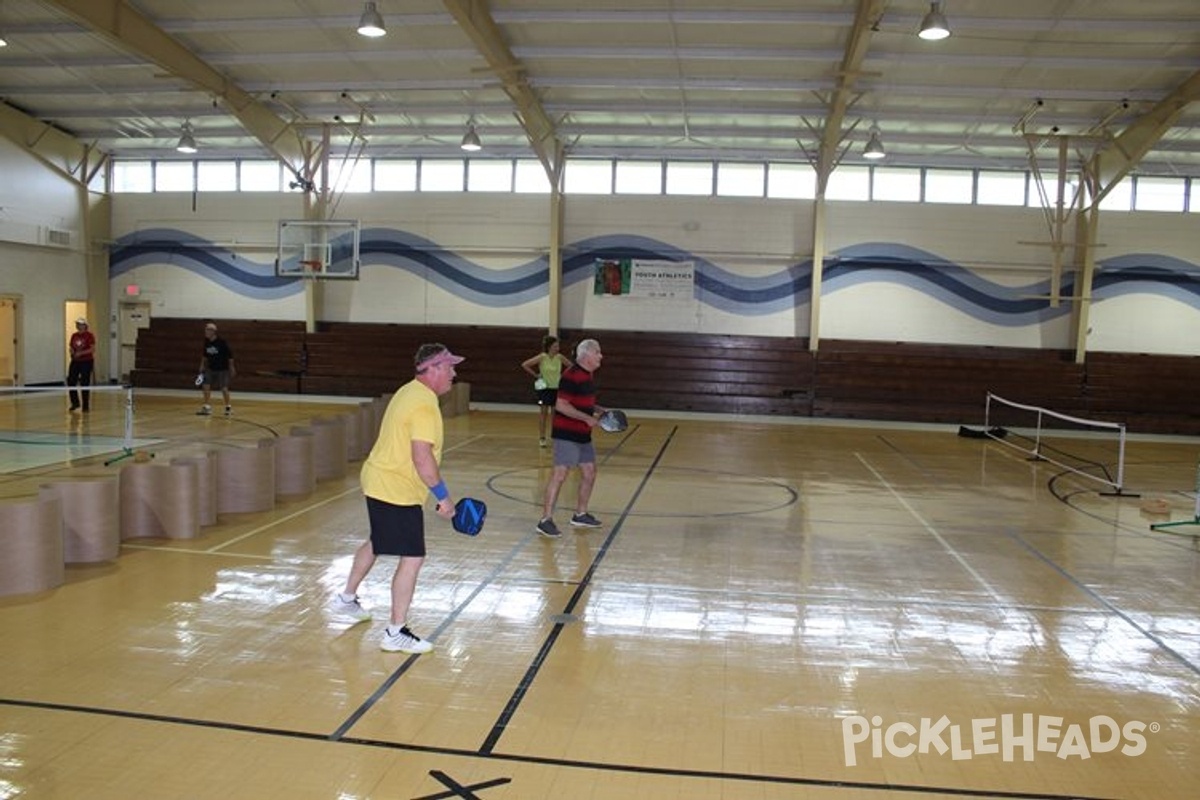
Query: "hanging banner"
629 259 694 299
593 258 694 299
594 258 631 295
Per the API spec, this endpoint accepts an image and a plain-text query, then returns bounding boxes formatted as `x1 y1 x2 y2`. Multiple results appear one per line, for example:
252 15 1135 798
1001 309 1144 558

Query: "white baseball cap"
75 317 88 326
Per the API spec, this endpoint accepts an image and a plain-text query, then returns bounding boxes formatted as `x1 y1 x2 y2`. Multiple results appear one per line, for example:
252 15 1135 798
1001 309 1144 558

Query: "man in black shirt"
197 320 236 416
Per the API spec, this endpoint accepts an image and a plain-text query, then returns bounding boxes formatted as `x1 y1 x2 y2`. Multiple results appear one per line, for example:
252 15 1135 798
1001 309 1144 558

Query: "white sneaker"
330 594 371 623
380 625 433 654
224 405 233 416
197 404 212 416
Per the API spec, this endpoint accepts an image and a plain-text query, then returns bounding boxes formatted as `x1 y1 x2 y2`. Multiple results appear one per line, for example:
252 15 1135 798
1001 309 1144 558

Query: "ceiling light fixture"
918 2 951 40
176 120 198 154
460 120 482 152
863 125 886 160
357 1 386 38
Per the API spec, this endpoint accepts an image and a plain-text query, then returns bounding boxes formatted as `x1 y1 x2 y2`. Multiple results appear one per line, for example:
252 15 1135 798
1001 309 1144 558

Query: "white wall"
97 182 1200 372
0 138 90 384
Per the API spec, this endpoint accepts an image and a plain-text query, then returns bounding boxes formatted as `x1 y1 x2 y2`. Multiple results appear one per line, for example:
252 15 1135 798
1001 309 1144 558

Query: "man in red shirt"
536 338 606 538
67 317 96 412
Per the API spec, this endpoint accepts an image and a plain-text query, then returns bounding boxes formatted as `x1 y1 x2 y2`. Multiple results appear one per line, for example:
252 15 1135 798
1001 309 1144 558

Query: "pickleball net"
0 384 141 468
982 392 1128 494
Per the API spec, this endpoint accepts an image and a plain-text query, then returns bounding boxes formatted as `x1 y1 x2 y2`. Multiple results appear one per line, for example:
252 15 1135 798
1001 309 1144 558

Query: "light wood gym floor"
0 388 1197 800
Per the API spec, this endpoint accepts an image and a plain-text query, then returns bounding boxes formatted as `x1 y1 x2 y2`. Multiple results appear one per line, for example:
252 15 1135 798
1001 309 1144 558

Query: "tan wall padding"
39 478 120 563
119 462 201 540
0 496 64 597
215 439 277 514
357 401 376 459
171 452 217 526
342 411 361 464
276 429 315 498
370 395 389 450
312 416 348 481
440 381 470 417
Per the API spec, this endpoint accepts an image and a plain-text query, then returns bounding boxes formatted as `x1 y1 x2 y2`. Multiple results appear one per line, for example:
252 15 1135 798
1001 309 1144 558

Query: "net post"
124 385 134 452
104 384 141 466
1034 409 1042 460
1115 423 1127 493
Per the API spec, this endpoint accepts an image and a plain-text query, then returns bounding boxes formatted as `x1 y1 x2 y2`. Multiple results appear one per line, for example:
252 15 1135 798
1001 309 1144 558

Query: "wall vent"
45 228 74 247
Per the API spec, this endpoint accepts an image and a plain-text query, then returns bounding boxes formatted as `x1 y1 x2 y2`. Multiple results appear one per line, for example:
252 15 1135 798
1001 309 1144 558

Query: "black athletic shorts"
365 496 426 557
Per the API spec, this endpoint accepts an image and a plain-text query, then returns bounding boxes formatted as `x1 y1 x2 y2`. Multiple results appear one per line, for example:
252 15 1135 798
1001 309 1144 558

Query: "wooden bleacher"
812 340 1086 426
1084 351 1200 434
130 318 1200 435
130 318 305 394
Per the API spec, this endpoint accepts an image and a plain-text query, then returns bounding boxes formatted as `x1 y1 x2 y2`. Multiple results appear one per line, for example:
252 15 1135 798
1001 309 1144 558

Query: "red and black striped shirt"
551 363 597 443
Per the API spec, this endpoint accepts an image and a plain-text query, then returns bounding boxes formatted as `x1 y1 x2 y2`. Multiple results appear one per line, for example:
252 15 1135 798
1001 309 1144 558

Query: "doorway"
118 301 152 382
0 295 21 386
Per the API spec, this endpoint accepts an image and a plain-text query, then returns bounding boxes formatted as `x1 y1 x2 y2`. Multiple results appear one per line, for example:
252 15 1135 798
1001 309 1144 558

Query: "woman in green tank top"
521 334 573 446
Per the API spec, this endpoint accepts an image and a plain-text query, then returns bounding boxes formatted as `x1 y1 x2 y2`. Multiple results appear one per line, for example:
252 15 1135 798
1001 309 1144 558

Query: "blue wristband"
431 480 449 502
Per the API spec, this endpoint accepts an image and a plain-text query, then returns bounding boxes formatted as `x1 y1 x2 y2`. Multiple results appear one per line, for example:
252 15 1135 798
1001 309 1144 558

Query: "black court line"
414 770 511 800
328 425 648 740
479 425 678 755
887 441 1200 676
329 519 541 740
1003 526 1200 678
0 697 1117 800
486 464 797 519
1049 471 1200 553
223 416 280 437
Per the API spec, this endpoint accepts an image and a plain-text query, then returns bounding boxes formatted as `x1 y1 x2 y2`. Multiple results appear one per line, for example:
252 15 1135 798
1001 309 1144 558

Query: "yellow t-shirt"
360 379 443 506
539 353 564 389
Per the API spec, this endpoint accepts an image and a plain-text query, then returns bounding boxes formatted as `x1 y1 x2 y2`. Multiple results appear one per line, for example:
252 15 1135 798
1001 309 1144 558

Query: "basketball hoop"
276 219 361 280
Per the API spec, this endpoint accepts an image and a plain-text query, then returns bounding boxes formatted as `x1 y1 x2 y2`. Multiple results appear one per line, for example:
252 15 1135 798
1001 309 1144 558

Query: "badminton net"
984 392 1127 493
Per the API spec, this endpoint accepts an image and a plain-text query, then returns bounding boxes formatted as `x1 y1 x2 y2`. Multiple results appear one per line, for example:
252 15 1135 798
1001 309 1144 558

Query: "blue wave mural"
110 228 1200 320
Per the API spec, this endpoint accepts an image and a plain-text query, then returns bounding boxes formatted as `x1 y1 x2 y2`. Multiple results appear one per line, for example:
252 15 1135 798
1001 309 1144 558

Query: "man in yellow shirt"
331 343 464 654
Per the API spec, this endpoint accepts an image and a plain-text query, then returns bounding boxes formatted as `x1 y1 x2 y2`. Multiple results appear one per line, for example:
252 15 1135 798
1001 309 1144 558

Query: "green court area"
0 430 160 472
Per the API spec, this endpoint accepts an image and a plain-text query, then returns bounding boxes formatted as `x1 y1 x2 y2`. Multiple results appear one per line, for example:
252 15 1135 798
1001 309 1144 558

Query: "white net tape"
984 392 1127 493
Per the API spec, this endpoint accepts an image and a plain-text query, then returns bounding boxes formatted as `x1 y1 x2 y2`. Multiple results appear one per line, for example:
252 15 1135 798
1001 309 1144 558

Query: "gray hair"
575 338 601 359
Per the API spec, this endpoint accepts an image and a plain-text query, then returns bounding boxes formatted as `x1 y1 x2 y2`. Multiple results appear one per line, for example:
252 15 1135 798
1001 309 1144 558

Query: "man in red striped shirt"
536 338 605 538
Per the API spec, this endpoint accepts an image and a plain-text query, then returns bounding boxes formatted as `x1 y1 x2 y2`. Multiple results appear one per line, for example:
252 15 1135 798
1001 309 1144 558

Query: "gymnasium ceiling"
2 0 1200 181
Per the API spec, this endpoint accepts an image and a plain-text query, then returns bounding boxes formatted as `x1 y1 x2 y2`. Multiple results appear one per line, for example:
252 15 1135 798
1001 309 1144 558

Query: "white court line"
200 433 486 554
122 433 489 557
206 485 363 553
118 489 360 556
445 434 486 453
856 452 1001 602
121 544 276 560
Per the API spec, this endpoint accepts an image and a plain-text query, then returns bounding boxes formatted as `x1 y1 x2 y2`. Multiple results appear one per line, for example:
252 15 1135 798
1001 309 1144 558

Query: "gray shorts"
552 438 595 467
204 369 231 390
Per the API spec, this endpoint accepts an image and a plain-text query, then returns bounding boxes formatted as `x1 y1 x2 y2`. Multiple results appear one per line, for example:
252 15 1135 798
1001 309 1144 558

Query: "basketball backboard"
276 220 361 279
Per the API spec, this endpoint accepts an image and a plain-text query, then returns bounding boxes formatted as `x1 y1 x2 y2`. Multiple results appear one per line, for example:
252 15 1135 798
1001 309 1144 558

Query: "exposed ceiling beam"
815 0 885 184
39 0 319 183
441 0 560 180
1090 68 1200 199
0 100 108 191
